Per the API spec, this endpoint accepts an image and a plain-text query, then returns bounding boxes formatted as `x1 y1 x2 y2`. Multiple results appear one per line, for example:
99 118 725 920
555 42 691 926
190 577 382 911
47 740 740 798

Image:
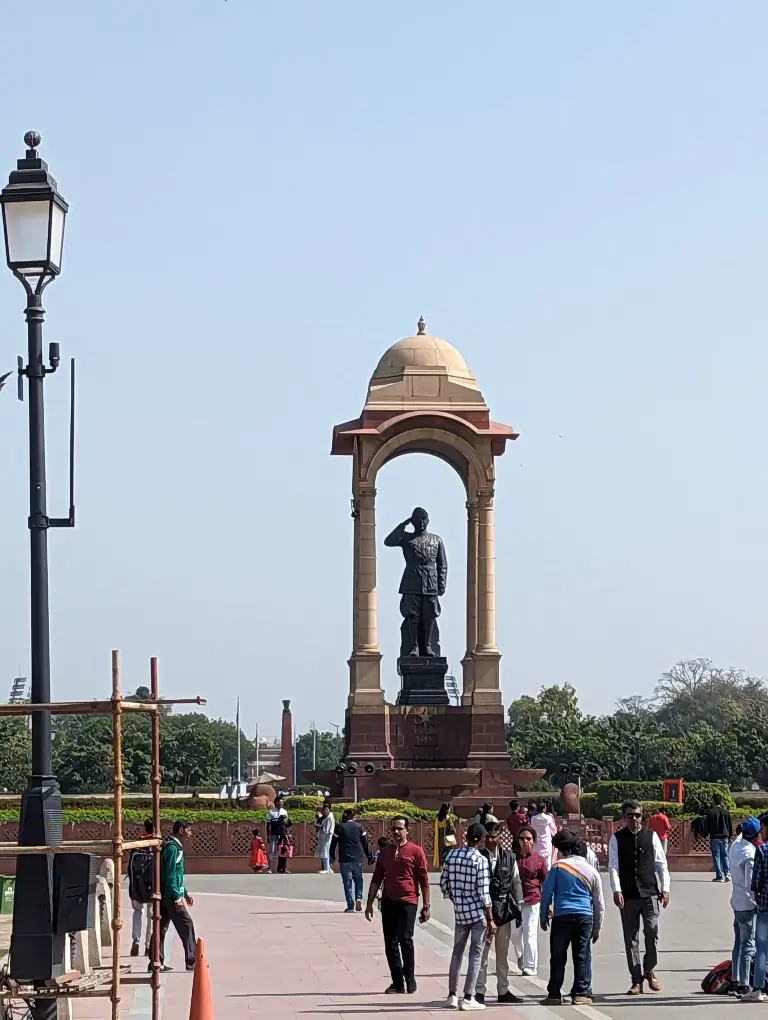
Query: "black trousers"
547 914 593 999
399 594 441 657
380 899 417 988
160 897 197 969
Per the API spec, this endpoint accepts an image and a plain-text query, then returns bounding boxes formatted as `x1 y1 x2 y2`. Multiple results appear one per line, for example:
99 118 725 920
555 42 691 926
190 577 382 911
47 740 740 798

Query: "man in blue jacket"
540 829 604 1007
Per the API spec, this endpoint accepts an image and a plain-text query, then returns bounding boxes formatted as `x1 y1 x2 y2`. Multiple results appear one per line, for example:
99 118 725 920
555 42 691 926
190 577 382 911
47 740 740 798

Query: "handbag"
444 820 457 847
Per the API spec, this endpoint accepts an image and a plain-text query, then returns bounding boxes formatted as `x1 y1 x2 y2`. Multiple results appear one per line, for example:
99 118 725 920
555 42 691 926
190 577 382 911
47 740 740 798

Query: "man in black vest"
476 822 525 1004
608 800 671 994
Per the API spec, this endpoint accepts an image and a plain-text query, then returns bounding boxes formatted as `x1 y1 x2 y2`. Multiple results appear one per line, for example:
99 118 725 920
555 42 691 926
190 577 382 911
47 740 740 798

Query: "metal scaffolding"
0 650 206 1020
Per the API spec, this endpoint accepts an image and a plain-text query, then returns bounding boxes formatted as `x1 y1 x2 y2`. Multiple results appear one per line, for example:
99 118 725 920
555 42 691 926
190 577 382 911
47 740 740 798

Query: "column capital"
477 487 494 508
465 499 480 519
356 481 377 498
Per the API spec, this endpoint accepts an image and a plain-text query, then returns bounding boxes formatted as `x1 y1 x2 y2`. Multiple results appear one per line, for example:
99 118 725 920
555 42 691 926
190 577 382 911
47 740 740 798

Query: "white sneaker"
459 998 486 1011
741 989 766 1001
445 994 459 1009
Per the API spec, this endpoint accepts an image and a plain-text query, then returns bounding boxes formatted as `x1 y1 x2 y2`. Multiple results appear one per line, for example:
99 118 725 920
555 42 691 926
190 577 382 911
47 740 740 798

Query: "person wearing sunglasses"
365 815 430 995
607 800 671 995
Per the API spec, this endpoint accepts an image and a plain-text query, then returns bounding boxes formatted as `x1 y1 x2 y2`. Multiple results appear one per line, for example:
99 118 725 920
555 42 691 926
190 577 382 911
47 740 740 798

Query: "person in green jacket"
156 819 196 972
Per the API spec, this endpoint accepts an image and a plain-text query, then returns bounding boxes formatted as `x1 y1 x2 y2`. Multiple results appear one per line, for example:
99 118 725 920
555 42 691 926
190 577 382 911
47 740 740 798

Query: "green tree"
506 660 768 790
53 717 114 793
295 730 341 781
0 719 31 792
204 719 253 780
159 716 221 791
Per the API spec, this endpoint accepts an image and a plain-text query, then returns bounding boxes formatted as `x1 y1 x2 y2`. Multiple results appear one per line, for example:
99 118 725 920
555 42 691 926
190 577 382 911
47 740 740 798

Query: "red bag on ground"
701 959 731 994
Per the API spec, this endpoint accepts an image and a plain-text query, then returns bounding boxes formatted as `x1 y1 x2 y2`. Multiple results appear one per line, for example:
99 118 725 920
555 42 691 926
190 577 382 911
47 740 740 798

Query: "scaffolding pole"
0 650 206 1020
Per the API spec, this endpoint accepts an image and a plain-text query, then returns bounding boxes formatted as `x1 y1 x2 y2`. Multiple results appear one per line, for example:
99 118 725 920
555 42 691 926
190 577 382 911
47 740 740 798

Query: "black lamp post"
1 132 70 1003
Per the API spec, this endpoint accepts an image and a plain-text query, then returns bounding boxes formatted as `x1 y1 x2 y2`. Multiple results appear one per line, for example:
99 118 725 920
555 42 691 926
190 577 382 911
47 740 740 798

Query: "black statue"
384 507 447 658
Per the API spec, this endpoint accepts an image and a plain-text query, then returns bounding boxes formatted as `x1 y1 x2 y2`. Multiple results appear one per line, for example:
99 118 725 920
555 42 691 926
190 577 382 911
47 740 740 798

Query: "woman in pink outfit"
529 800 557 868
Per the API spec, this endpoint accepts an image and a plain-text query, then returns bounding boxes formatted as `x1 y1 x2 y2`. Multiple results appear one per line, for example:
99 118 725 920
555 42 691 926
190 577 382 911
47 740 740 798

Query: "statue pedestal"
397 657 449 706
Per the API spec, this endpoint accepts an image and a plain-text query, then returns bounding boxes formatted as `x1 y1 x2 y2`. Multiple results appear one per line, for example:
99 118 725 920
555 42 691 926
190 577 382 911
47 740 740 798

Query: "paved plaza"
65 870 743 1020
78 870 746 1020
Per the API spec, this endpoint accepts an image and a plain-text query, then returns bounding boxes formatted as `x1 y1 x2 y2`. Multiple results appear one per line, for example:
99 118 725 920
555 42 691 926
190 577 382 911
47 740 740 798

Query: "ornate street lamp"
2 132 67 285
1 132 72 1008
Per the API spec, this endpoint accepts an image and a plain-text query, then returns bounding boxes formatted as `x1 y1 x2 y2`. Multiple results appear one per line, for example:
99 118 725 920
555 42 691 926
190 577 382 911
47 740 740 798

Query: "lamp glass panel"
3 200 50 268
49 201 65 271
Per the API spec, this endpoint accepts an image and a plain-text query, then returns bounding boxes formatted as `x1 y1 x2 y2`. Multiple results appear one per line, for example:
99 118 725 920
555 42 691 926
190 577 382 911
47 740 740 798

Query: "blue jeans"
711 838 730 879
733 908 757 990
319 855 330 872
753 911 768 991
547 914 593 999
340 862 363 909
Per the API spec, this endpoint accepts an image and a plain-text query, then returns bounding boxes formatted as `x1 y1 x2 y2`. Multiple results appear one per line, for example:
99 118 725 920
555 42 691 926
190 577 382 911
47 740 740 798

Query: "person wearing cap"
729 816 760 998
440 822 495 1011
539 828 604 1007
746 814 768 1000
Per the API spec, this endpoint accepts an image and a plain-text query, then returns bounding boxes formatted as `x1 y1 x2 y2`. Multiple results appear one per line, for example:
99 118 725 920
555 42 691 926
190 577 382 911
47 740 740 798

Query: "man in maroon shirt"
365 815 430 994
506 800 529 840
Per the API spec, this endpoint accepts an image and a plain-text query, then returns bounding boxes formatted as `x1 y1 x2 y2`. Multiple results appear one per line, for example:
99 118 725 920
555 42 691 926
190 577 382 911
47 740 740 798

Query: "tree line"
0 694 343 795
0 708 254 794
506 658 768 789
1 658 761 794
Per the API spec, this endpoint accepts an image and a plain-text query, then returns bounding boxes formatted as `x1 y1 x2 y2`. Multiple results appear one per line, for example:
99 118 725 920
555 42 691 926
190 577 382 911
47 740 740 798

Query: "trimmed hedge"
282 796 435 821
0 797 438 826
601 801 686 821
593 781 735 816
579 793 598 818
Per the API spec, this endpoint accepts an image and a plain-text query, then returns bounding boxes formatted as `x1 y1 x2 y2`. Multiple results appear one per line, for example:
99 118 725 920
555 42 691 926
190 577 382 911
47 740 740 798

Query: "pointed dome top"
366 323 485 410
369 334 479 391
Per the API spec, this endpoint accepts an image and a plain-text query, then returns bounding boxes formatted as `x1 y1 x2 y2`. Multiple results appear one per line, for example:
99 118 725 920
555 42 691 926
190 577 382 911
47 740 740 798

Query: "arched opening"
376 452 467 704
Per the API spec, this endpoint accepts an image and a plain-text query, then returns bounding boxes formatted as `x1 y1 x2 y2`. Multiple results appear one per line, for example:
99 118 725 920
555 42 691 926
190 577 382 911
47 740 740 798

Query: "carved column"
461 498 479 704
473 487 501 705
476 488 496 651
348 478 383 708
357 481 378 652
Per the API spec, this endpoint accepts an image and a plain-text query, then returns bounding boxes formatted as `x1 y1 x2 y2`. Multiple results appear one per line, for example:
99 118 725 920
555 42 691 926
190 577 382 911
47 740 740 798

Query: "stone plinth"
397 657 449 706
338 700 544 810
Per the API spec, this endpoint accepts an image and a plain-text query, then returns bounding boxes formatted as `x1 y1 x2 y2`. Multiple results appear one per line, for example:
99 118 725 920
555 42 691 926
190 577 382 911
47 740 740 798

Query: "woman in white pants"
510 826 549 976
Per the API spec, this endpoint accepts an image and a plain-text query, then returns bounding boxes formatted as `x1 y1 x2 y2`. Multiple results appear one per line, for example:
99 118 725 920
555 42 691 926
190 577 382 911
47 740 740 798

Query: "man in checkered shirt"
440 823 496 1010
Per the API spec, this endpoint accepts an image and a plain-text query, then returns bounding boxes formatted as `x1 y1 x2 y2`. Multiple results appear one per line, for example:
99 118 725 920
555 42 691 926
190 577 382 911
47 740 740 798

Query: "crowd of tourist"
248 790 768 1006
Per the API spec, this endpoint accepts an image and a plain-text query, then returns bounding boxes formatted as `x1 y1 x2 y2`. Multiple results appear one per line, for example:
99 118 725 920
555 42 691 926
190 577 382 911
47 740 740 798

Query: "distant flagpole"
254 722 259 780
236 697 241 786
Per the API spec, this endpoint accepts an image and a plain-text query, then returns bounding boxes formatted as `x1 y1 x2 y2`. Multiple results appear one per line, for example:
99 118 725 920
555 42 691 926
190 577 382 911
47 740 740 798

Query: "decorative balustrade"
0 818 727 873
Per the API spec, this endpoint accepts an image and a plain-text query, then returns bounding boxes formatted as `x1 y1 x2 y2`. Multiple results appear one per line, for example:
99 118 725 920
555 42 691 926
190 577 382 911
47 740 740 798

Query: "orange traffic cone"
188 939 213 1020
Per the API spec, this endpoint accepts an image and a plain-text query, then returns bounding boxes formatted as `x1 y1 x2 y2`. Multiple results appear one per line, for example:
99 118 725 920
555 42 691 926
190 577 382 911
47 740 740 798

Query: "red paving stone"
159 894 531 1020
71 893 533 1020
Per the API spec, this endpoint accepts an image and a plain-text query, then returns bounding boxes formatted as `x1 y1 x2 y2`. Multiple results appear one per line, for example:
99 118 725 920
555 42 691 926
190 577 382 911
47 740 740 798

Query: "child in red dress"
249 828 269 873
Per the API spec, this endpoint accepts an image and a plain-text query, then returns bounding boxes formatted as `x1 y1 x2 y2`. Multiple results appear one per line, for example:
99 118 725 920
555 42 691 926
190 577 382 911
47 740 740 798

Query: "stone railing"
0 818 728 874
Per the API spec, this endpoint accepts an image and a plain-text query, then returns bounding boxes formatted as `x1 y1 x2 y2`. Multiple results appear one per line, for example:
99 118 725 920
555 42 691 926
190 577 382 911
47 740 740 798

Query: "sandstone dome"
369 330 479 391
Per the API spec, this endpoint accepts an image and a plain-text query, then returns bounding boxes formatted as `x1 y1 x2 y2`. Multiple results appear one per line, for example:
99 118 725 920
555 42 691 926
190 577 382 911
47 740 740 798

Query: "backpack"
701 959 731 994
130 848 154 904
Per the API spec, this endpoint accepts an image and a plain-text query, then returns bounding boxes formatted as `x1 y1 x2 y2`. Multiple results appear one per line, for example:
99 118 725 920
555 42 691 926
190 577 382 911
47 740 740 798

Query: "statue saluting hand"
384 507 447 658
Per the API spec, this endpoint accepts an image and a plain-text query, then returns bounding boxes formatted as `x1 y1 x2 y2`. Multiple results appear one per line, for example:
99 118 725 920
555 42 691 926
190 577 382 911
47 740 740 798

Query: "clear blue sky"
1 2 766 743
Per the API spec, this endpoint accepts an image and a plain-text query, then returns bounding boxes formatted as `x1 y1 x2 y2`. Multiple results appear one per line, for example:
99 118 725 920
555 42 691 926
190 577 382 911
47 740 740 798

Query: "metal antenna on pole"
236 697 241 786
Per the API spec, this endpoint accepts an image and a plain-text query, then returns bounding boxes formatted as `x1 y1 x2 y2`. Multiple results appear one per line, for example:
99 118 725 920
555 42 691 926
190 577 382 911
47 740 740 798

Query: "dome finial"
417 315 426 335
